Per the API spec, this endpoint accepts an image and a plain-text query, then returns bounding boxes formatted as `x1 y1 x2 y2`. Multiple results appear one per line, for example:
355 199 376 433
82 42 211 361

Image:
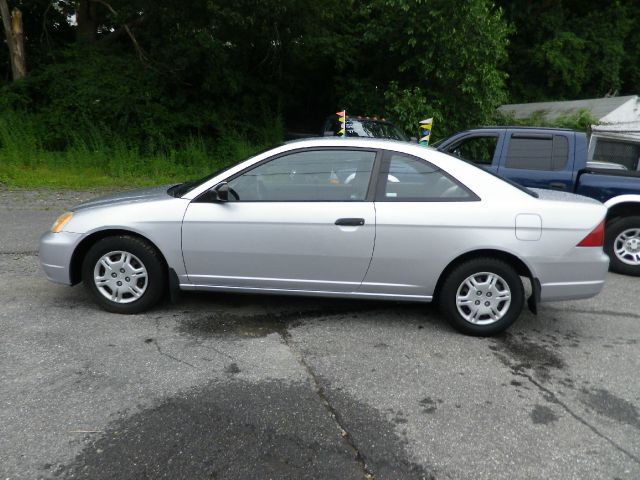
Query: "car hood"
72 185 176 211
530 188 603 205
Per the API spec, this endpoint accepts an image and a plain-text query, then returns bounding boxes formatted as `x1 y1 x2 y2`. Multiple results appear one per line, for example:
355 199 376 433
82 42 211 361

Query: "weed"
0 112 278 189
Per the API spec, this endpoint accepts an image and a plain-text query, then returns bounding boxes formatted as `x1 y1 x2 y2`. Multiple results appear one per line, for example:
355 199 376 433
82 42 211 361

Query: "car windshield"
323 117 408 141
347 119 407 140
167 165 235 197
167 145 279 197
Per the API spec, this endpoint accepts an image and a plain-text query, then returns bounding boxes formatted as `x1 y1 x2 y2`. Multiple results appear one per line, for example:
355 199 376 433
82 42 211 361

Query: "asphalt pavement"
1 187 639 479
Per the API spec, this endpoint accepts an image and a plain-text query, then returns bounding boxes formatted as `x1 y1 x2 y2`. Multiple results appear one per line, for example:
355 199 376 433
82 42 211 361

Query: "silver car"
39 138 609 335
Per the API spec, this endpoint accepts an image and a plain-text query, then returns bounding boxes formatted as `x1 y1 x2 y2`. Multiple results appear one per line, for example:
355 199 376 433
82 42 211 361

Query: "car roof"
460 126 576 132
282 136 425 151
324 115 395 123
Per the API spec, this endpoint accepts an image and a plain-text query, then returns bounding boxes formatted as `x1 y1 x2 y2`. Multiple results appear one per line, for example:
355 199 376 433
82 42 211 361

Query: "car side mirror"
194 182 232 203
213 182 230 202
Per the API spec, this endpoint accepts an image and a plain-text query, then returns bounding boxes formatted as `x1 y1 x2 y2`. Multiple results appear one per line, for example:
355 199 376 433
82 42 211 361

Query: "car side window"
449 135 498 165
377 153 475 201
505 135 568 171
226 149 376 201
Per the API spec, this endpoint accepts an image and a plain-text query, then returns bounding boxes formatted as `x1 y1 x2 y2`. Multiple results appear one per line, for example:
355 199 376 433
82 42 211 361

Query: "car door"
181 147 379 293
362 150 481 298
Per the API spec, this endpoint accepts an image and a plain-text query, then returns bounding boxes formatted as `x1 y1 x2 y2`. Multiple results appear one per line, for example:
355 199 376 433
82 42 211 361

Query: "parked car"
40 138 608 336
321 115 409 141
436 127 640 276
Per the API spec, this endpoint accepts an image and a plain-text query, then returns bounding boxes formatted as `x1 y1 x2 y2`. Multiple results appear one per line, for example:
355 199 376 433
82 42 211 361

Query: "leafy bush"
0 46 173 149
492 108 598 133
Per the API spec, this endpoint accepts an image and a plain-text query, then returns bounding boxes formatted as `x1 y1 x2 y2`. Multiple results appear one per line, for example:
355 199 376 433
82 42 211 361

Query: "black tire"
82 235 166 314
604 216 640 277
438 258 524 336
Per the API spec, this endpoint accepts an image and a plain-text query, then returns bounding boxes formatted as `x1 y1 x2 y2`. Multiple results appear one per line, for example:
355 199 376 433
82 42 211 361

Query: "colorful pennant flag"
419 118 433 146
337 109 346 137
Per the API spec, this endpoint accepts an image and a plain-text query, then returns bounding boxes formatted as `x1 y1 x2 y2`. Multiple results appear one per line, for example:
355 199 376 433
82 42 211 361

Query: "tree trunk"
10 8 25 79
76 0 98 43
0 1 26 80
0 0 16 78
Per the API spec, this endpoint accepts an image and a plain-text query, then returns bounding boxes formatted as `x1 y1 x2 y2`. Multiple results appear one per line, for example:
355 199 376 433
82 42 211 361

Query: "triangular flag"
336 110 345 117
338 128 345 135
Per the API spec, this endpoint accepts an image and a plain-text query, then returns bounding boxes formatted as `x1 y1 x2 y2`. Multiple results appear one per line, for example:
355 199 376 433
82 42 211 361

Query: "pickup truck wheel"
439 258 524 336
605 216 640 276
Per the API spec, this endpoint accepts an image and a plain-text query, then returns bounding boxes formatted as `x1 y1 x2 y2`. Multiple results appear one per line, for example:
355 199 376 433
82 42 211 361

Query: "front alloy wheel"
82 235 166 313
93 251 148 304
440 258 524 336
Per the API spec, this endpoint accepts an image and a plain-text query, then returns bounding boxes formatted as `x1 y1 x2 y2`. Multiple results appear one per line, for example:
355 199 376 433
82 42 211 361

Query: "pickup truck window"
449 135 498 165
505 135 568 171
593 139 640 171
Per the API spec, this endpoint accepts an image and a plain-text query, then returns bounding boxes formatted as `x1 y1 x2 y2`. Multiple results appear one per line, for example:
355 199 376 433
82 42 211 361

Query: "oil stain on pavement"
580 387 640 430
489 331 566 382
57 380 432 480
530 404 559 425
175 302 386 339
176 311 297 338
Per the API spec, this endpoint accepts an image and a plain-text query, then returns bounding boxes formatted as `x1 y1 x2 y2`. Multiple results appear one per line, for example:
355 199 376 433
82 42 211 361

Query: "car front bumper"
39 231 83 285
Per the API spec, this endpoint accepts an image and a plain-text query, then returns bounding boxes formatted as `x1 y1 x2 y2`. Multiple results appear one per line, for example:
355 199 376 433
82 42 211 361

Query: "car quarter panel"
524 193 609 301
364 198 607 299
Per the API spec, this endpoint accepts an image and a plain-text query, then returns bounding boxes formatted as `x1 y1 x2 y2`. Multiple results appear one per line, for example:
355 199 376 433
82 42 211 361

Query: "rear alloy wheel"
605 216 640 276
439 258 524 336
82 235 166 314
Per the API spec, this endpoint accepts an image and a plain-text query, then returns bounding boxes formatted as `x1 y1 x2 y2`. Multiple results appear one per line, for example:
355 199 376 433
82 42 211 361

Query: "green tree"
333 0 511 138
498 0 639 101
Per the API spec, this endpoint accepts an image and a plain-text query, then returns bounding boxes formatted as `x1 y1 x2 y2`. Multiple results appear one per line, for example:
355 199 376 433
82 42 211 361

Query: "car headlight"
51 212 74 233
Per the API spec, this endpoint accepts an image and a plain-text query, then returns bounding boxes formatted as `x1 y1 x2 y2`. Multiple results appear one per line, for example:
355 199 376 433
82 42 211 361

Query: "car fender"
439 244 539 282
604 194 640 210
603 195 640 224
65 198 189 278
78 224 186 276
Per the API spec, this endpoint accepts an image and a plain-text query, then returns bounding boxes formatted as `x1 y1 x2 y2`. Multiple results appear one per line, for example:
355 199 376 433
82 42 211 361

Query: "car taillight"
577 220 605 247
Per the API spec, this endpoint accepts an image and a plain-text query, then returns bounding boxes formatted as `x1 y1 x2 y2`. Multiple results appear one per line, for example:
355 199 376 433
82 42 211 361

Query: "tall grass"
0 112 279 189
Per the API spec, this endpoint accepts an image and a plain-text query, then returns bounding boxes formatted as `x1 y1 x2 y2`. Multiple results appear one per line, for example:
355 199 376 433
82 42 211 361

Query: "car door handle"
549 182 566 190
335 218 365 226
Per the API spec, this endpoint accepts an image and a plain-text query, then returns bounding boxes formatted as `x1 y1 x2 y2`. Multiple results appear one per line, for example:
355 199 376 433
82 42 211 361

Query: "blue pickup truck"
436 127 640 276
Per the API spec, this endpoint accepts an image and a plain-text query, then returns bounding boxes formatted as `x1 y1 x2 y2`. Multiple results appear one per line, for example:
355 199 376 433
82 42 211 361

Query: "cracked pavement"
1 188 639 479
